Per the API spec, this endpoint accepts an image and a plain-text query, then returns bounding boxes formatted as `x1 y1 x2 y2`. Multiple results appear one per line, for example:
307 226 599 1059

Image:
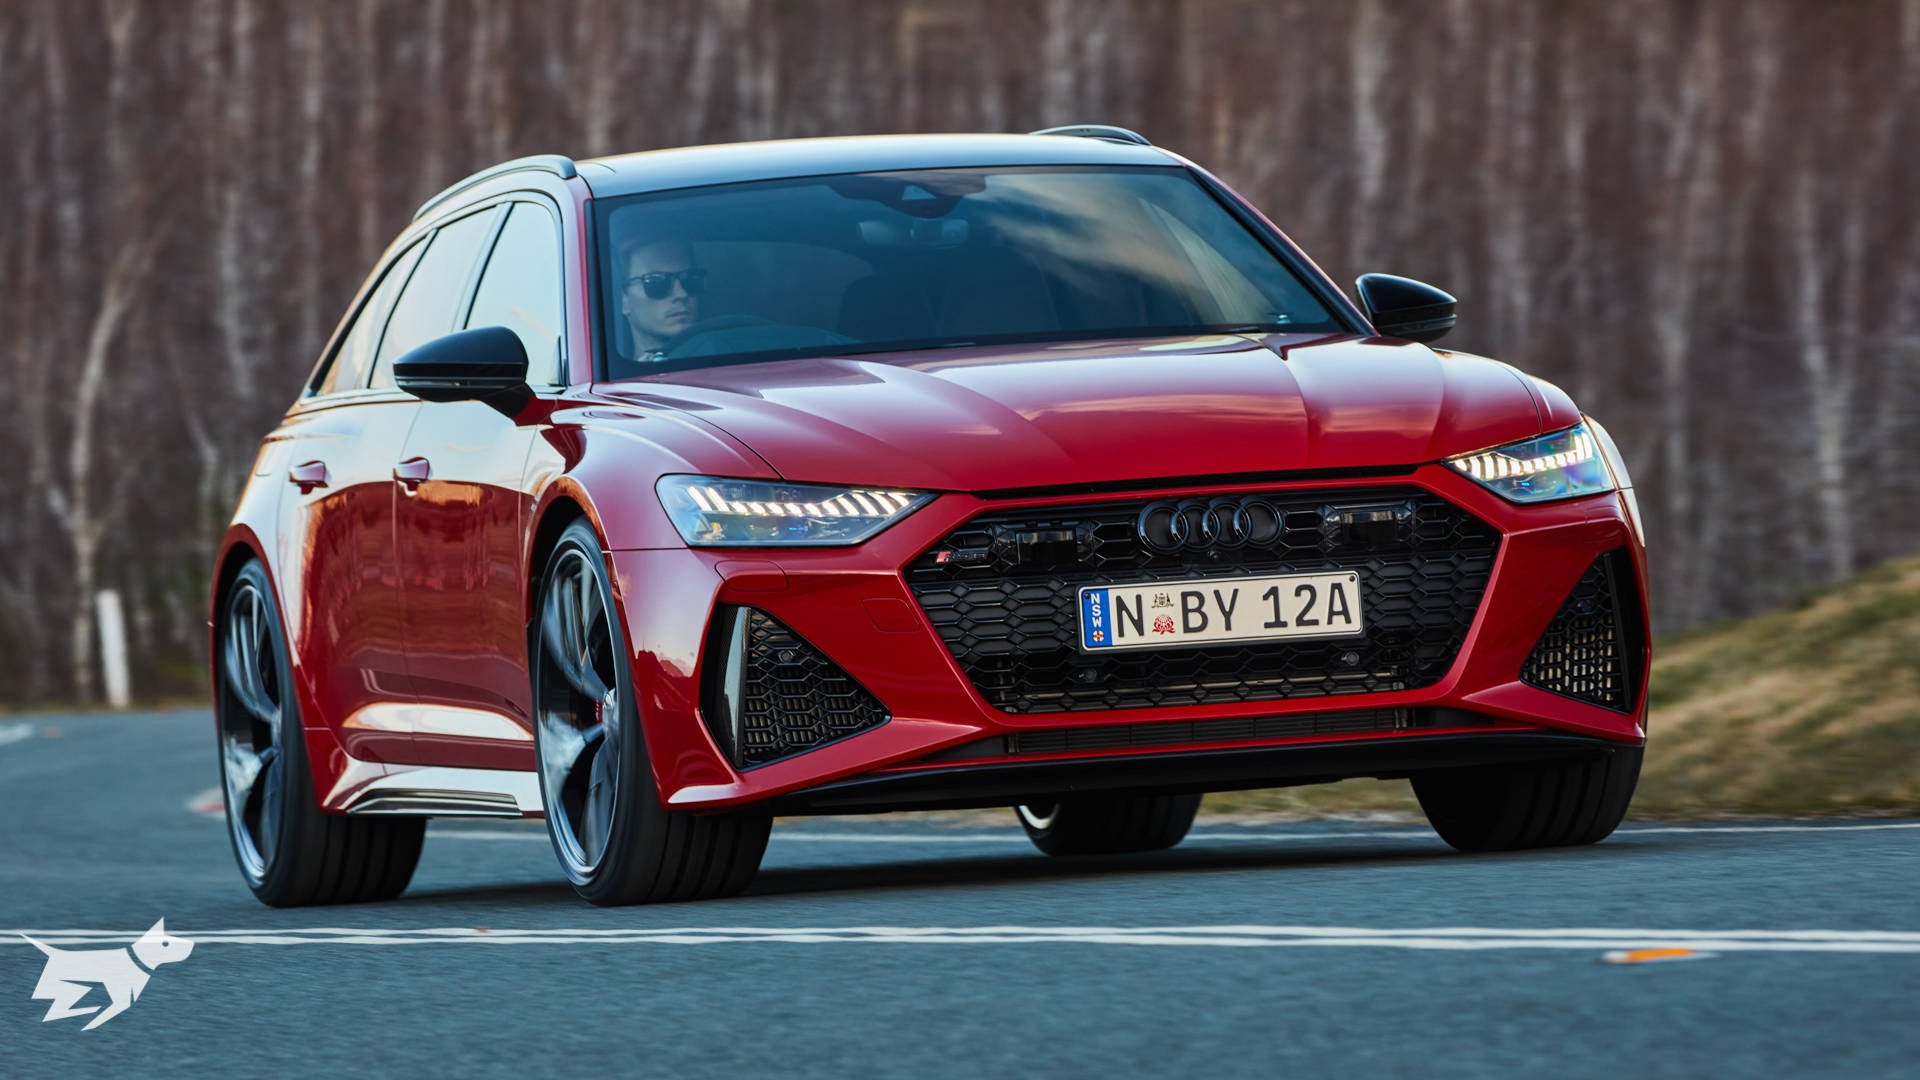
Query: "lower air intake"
1520 549 1645 713
704 606 889 768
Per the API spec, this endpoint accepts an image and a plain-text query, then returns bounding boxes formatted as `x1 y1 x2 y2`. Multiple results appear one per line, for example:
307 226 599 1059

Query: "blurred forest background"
1 0 1916 706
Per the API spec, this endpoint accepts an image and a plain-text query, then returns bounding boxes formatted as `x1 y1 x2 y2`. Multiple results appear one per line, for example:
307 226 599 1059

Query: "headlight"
1584 416 1634 489
1583 415 1643 543
656 475 936 546
1446 422 1615 503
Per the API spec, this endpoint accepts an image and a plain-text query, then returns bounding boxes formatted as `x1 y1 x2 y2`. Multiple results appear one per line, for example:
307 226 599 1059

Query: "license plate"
1077 571 1364 652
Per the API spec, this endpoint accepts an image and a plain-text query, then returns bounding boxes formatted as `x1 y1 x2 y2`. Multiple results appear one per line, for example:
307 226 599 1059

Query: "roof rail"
413 154 579 221
1027 124 1151 146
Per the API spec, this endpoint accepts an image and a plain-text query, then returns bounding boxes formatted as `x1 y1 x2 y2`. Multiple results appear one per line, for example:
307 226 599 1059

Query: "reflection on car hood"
599 334 1548 491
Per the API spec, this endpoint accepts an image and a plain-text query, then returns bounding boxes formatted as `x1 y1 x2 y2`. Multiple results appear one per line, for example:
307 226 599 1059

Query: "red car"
211 127 1648 907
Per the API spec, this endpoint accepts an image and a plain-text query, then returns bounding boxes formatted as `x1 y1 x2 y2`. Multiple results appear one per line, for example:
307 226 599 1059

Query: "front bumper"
767 730 1632 814
607 464 1649 811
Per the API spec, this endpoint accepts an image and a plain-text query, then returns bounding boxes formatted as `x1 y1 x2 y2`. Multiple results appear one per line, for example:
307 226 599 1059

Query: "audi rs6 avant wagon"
211 127 1648 907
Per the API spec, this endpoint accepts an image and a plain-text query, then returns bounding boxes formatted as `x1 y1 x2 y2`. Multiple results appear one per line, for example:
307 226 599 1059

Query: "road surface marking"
1604 948 1712 963
8 926 1919 953
1612 822 1920 836
422 821 1920 844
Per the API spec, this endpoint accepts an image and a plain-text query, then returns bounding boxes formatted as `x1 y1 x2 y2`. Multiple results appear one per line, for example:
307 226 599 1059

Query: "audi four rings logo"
1136 498 1285 552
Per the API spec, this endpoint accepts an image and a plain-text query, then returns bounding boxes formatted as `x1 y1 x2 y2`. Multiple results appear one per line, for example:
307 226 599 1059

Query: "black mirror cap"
1356 273 1457 344
393 326 529 403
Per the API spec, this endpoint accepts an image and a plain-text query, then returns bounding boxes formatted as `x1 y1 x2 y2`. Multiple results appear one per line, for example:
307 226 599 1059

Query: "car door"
287 205 501 766
274 238 427 765
395 198 567 768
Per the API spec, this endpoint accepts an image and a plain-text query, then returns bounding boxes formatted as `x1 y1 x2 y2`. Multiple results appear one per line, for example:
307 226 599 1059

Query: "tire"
1412 744 1643 853
215 560 425 907
533 519 770 906
1014 793 1203 856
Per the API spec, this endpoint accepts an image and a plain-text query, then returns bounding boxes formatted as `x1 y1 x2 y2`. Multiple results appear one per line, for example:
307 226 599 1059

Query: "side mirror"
393 326 529 406
1355 273 1456 344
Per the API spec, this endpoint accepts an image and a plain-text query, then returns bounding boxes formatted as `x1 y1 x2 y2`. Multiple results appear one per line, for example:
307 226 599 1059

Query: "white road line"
1617 822 1920 836
18 925 1920 940
16 934 1913 950
425 822 1920 844
8 925 1920 953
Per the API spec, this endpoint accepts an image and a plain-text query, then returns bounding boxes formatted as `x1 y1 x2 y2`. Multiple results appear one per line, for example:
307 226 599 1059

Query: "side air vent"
702 606 890 768
1520 549 1646 713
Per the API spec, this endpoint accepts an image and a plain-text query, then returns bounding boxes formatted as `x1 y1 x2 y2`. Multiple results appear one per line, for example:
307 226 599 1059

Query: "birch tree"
2 0 1919 703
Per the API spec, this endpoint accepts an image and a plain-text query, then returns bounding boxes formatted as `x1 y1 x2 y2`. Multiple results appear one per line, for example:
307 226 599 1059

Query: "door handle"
394 457 432 491
288 461 329 494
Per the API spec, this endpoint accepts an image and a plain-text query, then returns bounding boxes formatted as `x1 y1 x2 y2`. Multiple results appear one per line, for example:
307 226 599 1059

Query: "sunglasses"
626 268 708 300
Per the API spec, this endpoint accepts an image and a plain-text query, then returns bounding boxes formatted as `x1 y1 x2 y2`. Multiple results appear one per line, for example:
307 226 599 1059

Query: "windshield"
594 165 1341 378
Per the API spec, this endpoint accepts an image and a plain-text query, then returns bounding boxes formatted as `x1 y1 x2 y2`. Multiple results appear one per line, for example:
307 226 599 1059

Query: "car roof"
575 133 1182 198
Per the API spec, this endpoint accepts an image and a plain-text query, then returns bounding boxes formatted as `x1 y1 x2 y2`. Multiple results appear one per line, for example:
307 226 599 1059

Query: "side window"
369 208 499 389
465 202 565 385
313 242 425 396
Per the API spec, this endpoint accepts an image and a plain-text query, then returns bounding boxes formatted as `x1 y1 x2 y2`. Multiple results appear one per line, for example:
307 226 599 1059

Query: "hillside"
1204 553 1920 818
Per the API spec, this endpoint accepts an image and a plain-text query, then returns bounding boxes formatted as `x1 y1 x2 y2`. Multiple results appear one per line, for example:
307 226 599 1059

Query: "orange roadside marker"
1602 948 1710 964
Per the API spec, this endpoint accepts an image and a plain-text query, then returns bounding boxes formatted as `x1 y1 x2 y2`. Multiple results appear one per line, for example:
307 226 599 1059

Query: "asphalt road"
2 710 1917 1079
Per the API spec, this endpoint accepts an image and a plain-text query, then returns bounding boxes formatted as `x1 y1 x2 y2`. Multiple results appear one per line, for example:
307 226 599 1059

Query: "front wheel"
1412 744 1643 853
1015 793 1203 856
216 560 424 906
532 519 770 906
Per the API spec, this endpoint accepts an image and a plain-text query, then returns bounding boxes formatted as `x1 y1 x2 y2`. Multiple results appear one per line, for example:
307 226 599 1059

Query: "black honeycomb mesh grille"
734 608 889 767
905 486 1500 713
1521 549 1643 713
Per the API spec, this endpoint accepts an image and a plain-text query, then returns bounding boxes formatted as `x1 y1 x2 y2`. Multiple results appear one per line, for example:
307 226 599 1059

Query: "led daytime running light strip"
1450 431 1598 482
683 486 918 518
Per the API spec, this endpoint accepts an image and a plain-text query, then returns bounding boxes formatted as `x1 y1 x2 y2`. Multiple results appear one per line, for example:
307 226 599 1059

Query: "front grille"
905 486 1500 713
1521 549 1644 712
704 606 889 767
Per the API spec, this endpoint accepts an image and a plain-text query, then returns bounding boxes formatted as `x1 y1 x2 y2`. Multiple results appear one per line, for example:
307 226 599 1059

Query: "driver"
618 239 706 363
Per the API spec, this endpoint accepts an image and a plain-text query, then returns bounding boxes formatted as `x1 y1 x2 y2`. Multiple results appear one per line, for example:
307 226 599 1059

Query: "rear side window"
313 241 425 396
369 208 499 388
465 201 565 385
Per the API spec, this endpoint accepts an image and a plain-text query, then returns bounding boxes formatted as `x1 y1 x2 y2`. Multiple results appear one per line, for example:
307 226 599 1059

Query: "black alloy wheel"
216 560 423 906
534 540 624 876
532 519 770 905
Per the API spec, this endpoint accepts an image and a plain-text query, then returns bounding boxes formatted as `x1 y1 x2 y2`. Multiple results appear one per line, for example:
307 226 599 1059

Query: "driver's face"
621 242 699 348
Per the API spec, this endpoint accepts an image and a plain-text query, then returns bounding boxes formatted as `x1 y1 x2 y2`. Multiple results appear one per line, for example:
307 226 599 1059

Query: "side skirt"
332 764 544 818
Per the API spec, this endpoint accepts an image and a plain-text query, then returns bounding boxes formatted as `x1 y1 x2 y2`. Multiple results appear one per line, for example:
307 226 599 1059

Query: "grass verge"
1203 553 1920 820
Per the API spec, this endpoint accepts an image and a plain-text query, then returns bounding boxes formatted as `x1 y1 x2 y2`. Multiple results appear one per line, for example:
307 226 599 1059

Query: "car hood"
598 334 1549 491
